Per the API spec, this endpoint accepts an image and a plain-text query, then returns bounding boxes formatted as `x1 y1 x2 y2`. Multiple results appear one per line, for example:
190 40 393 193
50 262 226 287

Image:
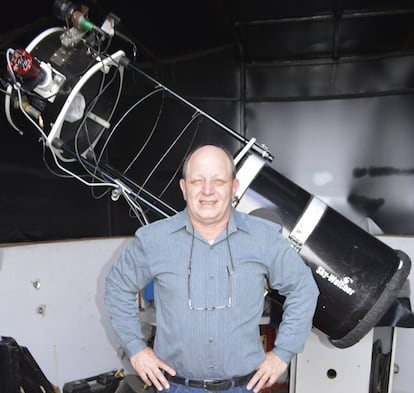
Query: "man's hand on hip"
130 347 176 391
246 351 288 393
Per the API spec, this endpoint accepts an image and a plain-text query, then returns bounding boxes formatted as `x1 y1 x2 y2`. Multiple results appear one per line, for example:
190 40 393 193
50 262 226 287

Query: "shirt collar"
229 209 249 234
168 209 188 234
168 208 250 236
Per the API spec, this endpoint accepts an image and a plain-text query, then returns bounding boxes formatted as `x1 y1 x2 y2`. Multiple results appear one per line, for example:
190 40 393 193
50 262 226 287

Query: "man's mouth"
200 200 216 205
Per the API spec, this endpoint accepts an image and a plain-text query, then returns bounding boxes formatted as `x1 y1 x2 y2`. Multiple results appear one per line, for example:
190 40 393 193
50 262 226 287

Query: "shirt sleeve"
104 234 153 358
268 238 320 364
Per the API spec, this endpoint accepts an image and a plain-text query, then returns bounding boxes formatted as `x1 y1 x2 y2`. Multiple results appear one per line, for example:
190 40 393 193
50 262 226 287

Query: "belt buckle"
203 380 232 391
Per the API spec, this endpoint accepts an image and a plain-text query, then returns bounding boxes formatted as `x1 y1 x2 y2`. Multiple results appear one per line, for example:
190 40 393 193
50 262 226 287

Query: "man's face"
179 146 239 227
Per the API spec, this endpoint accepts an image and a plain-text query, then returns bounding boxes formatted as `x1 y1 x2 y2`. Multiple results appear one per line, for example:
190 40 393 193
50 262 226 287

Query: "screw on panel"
37 304 46 316
32 279 41 289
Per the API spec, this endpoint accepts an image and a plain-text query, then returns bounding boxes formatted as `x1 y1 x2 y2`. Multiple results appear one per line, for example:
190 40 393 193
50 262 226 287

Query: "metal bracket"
233 150 266 207
288 195 327 252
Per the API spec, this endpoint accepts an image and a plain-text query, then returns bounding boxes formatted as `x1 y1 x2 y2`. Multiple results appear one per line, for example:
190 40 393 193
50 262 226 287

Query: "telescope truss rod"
52 138 178 219
119 57 274 162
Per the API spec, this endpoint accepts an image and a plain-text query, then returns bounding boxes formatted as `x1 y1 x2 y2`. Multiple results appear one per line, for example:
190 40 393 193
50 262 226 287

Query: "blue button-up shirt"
105 209 319 379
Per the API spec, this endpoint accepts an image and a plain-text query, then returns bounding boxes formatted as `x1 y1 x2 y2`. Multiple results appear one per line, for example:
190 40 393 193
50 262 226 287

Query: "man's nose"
201 180 214 194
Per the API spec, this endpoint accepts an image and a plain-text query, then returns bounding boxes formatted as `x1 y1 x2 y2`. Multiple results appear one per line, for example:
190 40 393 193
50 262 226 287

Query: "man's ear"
232 178 240 198
179 178 187 200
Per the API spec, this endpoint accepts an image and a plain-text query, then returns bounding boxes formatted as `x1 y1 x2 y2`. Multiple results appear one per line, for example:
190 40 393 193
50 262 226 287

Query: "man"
105 145 319 393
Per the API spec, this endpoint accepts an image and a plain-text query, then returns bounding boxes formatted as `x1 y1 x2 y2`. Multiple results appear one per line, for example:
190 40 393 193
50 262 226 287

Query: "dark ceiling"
2 1 414 64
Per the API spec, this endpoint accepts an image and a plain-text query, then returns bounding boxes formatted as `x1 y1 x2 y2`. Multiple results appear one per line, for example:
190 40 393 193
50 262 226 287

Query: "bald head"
181 145 236 181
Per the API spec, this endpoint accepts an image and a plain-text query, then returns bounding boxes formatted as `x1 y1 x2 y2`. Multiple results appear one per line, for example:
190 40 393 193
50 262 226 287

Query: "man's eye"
214 180 226 186
191 179 203 185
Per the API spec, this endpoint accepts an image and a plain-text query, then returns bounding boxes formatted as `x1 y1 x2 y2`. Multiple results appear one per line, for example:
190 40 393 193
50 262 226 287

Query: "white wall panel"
0 237 134 390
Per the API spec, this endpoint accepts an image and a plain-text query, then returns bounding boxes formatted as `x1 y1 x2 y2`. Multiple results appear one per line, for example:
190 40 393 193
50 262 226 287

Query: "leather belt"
165 371 255 391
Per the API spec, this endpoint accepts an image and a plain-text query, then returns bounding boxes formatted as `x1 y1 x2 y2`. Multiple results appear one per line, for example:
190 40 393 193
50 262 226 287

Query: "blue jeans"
162 382 252 393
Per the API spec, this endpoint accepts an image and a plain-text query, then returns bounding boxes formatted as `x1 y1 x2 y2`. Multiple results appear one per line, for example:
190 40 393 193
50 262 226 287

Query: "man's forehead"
189 148 231 166
187 160 232 175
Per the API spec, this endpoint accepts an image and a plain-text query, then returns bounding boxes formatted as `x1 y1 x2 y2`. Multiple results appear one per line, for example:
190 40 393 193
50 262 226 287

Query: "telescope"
2 0 412 350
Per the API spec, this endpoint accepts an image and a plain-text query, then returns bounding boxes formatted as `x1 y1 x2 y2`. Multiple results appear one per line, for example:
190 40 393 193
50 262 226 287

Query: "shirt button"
209 275 215 280
209 337 214 343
